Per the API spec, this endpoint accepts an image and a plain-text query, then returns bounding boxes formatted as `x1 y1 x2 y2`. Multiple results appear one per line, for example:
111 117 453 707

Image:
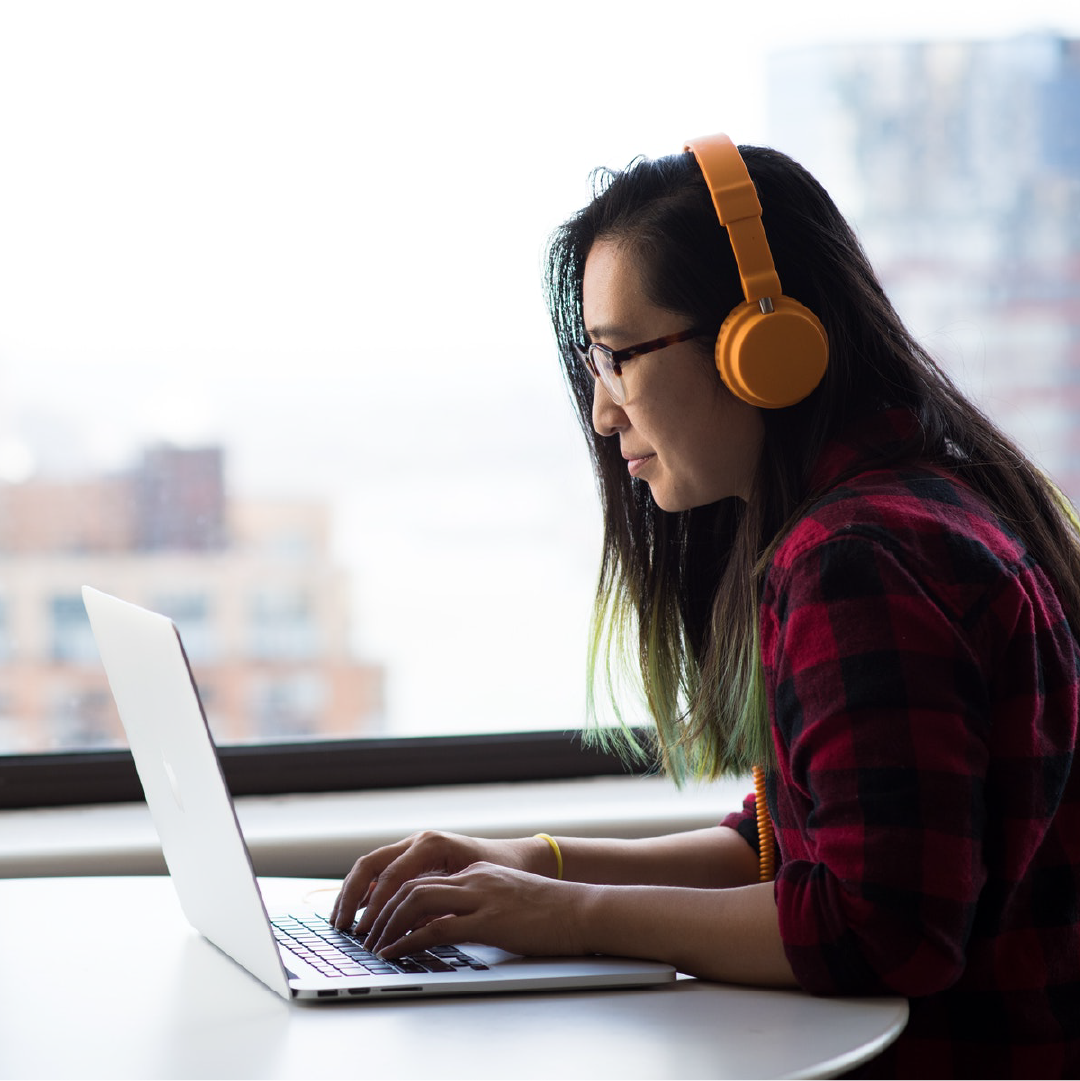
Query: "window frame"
0 730 642 809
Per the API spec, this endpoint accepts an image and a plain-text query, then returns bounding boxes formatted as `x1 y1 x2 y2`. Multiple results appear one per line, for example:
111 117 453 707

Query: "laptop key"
418 958 455 973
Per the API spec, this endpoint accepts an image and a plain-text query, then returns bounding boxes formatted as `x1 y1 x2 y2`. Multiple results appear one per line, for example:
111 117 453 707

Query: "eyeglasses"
572 327 707 405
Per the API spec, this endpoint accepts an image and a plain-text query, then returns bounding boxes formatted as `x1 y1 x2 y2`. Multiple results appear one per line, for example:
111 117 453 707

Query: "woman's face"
582 238 764 512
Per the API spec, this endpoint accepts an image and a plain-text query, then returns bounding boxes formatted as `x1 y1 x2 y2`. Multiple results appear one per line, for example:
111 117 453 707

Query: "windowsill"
0 774 749 878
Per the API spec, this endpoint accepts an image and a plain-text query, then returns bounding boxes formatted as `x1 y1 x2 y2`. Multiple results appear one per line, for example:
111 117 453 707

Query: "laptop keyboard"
271 915 489 978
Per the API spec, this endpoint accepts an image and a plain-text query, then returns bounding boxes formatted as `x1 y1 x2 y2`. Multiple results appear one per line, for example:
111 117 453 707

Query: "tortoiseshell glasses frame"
572 327 708 405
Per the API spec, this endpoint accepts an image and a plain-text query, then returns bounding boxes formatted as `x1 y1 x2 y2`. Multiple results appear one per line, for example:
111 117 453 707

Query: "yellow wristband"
533 833 564 880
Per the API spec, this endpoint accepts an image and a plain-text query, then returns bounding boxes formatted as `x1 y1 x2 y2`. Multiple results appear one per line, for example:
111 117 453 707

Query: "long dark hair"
544 145 1080 780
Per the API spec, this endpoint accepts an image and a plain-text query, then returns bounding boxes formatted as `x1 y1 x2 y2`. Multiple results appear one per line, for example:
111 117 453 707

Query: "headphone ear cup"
715 296 829 408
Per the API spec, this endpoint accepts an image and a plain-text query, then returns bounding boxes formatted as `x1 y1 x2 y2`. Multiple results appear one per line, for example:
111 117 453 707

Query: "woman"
331 135 1080 1076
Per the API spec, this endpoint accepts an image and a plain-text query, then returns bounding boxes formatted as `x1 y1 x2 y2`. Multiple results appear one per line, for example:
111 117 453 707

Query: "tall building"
0 446 384 753
767 33 1080 499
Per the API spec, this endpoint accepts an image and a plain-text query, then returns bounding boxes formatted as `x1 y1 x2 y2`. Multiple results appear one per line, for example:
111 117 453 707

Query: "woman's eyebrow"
583 322 631 343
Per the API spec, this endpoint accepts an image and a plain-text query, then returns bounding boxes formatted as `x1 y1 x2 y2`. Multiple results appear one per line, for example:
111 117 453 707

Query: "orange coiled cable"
752 764 776 882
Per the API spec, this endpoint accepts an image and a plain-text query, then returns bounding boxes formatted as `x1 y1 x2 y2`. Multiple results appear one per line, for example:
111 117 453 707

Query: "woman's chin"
648 485 691 515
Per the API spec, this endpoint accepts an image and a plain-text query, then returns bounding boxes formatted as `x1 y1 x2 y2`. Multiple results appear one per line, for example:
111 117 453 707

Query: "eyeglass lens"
585 345 625 405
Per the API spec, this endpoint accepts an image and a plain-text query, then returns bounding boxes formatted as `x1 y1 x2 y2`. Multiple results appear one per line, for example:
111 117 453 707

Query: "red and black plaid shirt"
723 410 1080 1078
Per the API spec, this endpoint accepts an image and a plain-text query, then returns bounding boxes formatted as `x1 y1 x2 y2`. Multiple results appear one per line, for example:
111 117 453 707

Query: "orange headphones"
683 134 828 409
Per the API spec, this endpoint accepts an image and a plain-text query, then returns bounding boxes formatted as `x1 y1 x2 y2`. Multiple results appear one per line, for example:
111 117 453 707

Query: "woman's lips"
625 453 655 477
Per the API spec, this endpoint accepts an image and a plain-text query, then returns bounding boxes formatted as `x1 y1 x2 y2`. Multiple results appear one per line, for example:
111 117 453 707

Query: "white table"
0 876 907 1080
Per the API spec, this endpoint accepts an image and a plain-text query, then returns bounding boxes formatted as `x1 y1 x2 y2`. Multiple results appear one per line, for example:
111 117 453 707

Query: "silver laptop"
82 585 675 1002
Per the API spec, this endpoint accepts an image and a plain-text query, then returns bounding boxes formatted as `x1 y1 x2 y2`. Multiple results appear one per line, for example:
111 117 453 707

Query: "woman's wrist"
500 835 564 878
533 833 564 879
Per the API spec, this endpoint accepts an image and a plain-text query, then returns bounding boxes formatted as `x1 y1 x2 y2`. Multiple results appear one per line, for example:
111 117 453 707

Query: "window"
50 596 99 664
248 588 320 662
249 671 327 740
0 597 10 663
1 5 1078 806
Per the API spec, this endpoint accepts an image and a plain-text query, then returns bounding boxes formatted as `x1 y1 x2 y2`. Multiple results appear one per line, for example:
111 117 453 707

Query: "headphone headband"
681 133 829 409
684 134 781 304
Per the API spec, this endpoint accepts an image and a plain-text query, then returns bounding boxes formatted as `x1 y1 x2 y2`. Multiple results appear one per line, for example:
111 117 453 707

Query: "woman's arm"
544 826 761 888
331 824 760 932
361 861 796 987
579 879 796 985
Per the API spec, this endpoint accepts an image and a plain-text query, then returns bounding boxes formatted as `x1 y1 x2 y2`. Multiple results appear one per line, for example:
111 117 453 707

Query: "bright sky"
1 1 1078 735
1 1 1077 383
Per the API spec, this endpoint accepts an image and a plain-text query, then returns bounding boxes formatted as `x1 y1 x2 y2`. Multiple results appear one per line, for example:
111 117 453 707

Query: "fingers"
373 915 471 960
353 862 431 935
330 838 412 928
366 879 475 957
331 830 474 931
357 834 485 933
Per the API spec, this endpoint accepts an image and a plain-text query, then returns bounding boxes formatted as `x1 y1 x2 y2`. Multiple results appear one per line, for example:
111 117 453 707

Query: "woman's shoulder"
787 411 1014 551
769 461 1030 609
781 460 1022 558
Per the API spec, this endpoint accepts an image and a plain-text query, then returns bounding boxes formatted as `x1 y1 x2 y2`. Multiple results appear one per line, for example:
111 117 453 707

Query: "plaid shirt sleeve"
764 519 991 996
751 465 1080 1075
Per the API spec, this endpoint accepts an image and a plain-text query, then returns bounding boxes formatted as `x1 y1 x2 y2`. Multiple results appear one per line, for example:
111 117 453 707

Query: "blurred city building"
768 32 1080 500
0 445 384 752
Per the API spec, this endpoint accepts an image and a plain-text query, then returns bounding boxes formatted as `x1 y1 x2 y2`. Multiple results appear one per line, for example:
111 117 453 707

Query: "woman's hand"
362 862 589 959
329 830 555 933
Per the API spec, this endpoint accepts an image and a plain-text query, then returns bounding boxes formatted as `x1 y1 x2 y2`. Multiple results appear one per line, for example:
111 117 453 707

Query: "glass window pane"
1 6 1078 758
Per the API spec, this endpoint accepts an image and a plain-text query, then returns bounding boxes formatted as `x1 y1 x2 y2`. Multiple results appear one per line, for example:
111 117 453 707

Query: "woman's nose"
591 378 627 437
